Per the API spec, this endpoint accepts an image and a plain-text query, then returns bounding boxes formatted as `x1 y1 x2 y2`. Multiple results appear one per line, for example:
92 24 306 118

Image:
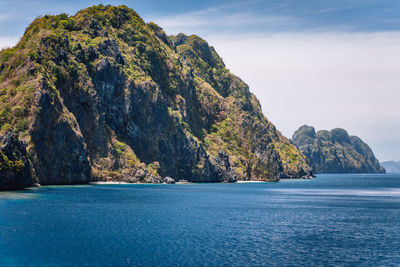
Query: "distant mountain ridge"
292 125 385 174
381 161 400 173
0 5 313 190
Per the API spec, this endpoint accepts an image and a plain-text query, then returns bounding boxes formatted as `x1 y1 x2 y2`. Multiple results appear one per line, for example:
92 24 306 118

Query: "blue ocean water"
0 174 399 266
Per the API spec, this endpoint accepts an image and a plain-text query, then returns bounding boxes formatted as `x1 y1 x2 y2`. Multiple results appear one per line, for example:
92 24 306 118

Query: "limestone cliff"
0 5 312 189
292 125 385 174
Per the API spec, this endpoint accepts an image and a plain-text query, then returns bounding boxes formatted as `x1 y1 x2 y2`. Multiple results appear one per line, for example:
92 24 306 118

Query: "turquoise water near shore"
1 174 400 266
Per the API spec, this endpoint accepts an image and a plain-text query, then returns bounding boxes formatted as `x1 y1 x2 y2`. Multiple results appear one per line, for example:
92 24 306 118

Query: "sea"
1 174 399 266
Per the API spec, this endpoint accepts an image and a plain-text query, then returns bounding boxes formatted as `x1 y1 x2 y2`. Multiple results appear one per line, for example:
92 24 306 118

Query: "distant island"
292 125 385 174
0 5 313 190
381 161 400 173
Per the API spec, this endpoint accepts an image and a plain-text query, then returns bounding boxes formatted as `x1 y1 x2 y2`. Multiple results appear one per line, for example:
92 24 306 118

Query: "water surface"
1 174 399 266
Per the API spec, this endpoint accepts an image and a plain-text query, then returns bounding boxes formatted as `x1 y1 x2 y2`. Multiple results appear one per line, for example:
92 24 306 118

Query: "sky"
0 0 399 161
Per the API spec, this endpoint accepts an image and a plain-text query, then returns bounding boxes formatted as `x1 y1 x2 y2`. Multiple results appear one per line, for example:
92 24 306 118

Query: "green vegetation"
0 151 24 173
0 4 313 186
0 78 36 136
292 125 385 174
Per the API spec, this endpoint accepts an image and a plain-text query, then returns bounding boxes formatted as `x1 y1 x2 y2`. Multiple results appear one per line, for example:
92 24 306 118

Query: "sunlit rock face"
0 5 313 189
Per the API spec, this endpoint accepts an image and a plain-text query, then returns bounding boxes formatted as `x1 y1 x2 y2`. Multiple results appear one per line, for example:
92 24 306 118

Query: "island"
292 125 385 174
0 5 313 190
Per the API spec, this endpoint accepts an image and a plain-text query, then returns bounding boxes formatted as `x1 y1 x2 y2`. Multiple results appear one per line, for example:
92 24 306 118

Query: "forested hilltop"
0 5 313 190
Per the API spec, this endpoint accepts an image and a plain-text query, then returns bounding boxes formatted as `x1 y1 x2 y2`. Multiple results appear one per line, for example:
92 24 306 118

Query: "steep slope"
292 125 385 173
0 5 312 189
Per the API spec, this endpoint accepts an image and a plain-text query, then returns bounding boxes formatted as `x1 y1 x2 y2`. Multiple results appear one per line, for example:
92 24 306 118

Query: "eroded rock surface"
0 5 313 189
292 125 385 174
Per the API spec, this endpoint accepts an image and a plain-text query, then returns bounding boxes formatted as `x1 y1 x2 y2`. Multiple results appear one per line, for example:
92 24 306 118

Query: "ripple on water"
0 191 40 200
267 188 400 197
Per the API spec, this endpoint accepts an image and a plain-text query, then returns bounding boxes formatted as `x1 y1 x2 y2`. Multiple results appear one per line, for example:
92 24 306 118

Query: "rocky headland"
292 125 385 174
0 5 313 190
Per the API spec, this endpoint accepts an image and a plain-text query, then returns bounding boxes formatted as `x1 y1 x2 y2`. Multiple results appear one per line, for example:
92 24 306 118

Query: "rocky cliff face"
0 132 37 189
0 5 313 189
292 125 385 174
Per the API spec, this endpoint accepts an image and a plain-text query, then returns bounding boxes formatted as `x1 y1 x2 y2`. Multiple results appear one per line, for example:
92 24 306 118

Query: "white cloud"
150 5 300 35
0 36 19 49
155 12 297 33
205 32 400 161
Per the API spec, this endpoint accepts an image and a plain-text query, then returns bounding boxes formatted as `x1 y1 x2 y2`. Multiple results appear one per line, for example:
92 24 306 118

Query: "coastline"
236 180 269 183
90 180 269 185
89 181 130 185
1 178 316 191
89 181 195 185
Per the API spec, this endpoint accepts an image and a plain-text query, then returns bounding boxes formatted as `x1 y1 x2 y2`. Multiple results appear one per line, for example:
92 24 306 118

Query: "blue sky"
1 0 400 37
0 0 399 161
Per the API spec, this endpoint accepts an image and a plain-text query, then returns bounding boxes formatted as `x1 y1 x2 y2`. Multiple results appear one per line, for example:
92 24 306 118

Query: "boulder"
163 177 175 184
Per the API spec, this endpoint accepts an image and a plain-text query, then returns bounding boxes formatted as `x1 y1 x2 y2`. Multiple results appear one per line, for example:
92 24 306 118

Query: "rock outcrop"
163 177 175 184
292 125 385 174
0 5 312 190
0 132 36 190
